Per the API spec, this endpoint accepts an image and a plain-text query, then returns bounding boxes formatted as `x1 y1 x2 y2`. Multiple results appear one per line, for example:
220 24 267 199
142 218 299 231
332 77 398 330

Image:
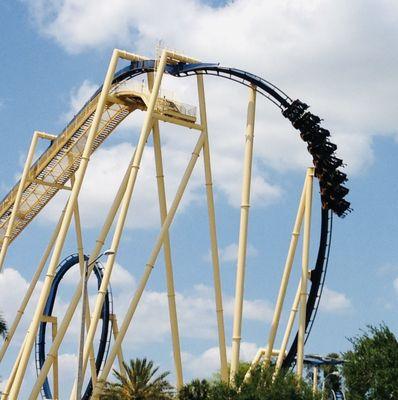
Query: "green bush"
343 324 398 400
178 365 320 400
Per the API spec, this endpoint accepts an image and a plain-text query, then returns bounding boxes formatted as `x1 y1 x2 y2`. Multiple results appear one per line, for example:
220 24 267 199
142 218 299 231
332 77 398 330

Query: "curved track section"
35 254 112 399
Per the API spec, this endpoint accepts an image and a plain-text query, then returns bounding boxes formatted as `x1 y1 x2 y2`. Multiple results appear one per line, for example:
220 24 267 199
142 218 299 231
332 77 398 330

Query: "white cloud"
204 242 259 263
219 242 259 263
183 341 258 378
0 268 40 328
393 277 398 294
319 286 352 314
23 0 398 177
377 263 398 276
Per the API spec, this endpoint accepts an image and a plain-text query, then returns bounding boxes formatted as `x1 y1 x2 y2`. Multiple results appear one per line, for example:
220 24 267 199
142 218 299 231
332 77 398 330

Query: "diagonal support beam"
296 167 314 379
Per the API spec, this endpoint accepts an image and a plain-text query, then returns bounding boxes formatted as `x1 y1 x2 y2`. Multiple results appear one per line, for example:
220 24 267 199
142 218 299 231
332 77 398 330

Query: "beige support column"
30 155 133 399
243 348 264 382
313 366 318 393
92 131 207 398
148 72 184 389
0 206 66 362
68 50 169 400
110 314 126 378
197 74 228 382
263 173 308 365
296 167 314 379
275 280 301 373
230 85 257 382
0 131 55 272
9 49 123 399
51 317 59 400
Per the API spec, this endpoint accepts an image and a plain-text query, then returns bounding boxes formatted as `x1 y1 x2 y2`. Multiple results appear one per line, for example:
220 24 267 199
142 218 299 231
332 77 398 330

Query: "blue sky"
1 0 398 397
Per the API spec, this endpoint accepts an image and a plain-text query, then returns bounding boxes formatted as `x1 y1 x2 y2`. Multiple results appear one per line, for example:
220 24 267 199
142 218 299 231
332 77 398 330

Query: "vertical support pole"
91 131 207 398
69 50 169 400
0 206 66 362
275 280 301 372
51 318 59 400
243 348 264 382
148 72 184 389
110 314 126 378
197 74 228 382
75 258 89 399
263 174 308 364
10 49 122 399
296 167 314 379
0 131 40 272
230 85 257 382
313 366 318 393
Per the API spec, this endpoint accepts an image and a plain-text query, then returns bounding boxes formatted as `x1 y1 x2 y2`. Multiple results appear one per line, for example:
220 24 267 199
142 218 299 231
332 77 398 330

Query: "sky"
1 0 398 397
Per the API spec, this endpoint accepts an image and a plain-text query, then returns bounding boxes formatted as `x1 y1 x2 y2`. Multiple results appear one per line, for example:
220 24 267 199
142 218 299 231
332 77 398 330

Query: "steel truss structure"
0 48 349 399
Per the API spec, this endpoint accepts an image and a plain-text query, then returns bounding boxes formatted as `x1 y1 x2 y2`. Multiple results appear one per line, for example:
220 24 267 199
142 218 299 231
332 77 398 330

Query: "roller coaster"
0 48 350 399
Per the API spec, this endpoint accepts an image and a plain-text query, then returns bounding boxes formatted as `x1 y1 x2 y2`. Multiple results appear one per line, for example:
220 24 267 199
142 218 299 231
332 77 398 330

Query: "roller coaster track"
0 59 350 385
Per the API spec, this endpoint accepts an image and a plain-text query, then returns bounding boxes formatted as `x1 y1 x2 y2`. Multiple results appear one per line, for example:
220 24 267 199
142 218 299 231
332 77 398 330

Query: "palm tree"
100 358 173 400
0 313 7 339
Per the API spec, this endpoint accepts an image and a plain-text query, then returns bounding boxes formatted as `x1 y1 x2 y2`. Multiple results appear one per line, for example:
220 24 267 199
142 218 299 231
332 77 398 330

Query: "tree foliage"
178 365 320 400
343 324 398 400
100 358 174 400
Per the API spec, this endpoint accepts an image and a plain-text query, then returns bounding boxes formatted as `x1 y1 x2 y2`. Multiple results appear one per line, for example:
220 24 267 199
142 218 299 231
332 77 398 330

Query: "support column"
110 314 126 378
9 49 123 399
313 366 318 393
275 280 301 373
148 72 184 389
68 50 169 400
296 167 314 379
50 317 59 400
263 173 308 364
197 74 228 382
91 131 207 398
230 85 257 382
